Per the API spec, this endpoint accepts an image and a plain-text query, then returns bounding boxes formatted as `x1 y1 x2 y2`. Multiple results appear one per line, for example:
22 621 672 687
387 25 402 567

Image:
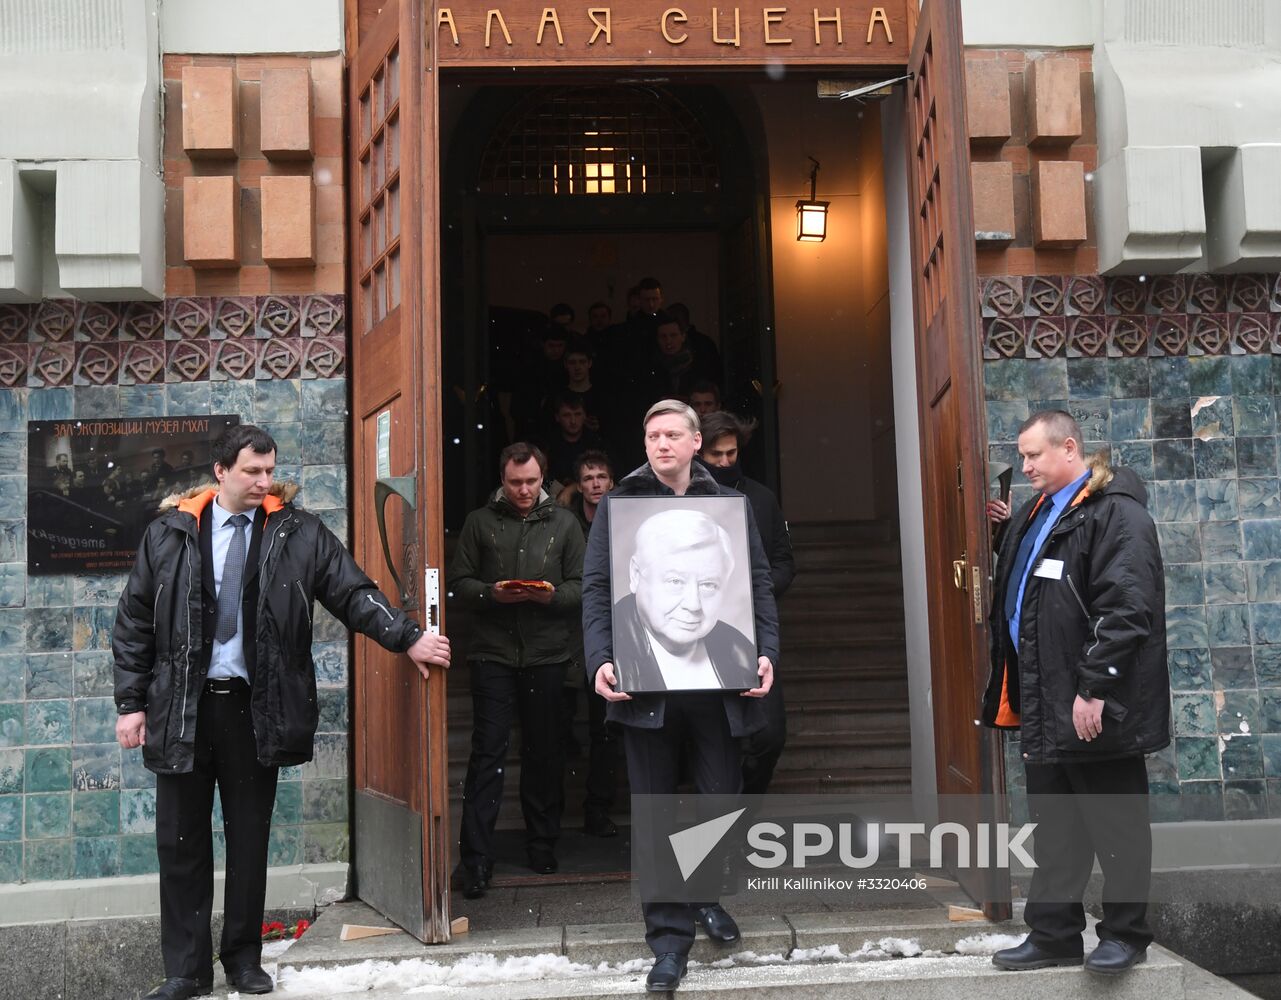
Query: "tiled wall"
0 296 351 883
984 273 1281 822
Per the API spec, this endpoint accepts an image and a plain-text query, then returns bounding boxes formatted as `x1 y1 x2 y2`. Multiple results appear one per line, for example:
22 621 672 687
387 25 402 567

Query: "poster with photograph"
26 415 239 575
607 494 758 694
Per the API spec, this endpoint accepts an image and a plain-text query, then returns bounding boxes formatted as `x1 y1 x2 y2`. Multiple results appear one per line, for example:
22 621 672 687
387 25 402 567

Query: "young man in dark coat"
113 425 450 1000
449 443 586 897
696 410 794 795
582 399 779 993
982 410 1170 977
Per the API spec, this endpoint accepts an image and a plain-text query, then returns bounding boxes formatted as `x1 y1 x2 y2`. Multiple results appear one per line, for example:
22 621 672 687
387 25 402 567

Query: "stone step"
786 700 911 736
779 730 912 771
275 904 1189 999
767 766 912 795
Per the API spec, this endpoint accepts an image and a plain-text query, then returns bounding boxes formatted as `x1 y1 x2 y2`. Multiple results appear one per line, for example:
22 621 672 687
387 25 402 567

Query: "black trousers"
623 693 741 957
1023 755 1153 953
155 681 278 980
741 671 785 795
584 676 622 816
459 660 567 868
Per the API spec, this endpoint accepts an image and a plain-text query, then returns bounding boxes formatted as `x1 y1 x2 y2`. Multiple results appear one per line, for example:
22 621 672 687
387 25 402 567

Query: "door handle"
375 475 416 606
953 558 967 591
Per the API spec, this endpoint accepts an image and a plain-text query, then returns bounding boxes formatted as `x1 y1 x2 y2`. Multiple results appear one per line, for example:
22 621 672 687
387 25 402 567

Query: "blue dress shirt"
1009 470 1090 650
207 497 251 682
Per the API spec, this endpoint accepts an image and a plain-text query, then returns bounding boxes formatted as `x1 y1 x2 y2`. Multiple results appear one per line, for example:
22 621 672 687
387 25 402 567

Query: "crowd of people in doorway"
493 275 727 484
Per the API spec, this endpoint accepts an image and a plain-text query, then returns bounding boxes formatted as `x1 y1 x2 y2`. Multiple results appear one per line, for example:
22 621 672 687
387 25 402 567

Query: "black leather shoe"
224 964 273 994
141 977 213 1000
646 952 688 992
527 847 559 875
461 863 489 899
695 904 740 944
584 811 618 838
992 937 1083 970
1085 940 1147 975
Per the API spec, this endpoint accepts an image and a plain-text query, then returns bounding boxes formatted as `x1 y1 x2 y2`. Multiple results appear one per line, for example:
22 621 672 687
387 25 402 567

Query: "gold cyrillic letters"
712 7 741 47
866 5 892 43
763 7 791 44
536 7 565 45
485 9 513 47
813 8 842 44
587 7 612 44
661 7 689 44
437 8 460 45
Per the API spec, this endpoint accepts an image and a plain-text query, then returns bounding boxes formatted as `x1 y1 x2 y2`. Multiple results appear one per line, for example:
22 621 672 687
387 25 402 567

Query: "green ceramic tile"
25 653 73 700
72 741 121 791
271 782 302 826
1222 735 1264 779
74 698 117 744
268 825 303 867
1173 693 1216 736
74 836 121 878
72 790 120 837
25 747 72 792
25 700 71 745
1176 737 1221 780
302 779 346 824
0 656 24 701
0 794 21 840
120 788 156 834
25 838 73 880
0 841 20 882
25 792 71 839
0 748 21 794
302 823 348 864
0 702 23 747
119 833 159 875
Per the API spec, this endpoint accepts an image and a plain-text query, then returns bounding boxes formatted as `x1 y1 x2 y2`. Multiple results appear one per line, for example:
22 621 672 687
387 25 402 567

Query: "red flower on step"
293 919 311 939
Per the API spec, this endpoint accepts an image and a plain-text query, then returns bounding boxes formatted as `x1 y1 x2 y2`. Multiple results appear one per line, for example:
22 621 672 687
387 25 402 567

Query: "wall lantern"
796 157 829 242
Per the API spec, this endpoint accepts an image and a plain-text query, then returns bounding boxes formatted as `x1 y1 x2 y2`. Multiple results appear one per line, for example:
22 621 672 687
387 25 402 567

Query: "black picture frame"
608 494 758 694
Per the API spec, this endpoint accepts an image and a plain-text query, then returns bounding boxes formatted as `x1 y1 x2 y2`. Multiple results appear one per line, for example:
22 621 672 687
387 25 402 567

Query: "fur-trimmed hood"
158 480 300 515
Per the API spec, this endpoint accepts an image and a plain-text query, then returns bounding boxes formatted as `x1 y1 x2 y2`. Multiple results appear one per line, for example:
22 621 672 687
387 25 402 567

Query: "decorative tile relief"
0 296 345 384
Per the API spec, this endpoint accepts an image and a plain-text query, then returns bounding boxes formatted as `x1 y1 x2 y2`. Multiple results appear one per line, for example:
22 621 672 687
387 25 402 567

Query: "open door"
347 0 451 942
903 0 1010 918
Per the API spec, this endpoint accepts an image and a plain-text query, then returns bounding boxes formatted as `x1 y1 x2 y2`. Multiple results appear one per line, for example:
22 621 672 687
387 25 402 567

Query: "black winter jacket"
581 461 781 736
981 460 1171 763
449 489 585 667
113 484 422 773
698 459 795 597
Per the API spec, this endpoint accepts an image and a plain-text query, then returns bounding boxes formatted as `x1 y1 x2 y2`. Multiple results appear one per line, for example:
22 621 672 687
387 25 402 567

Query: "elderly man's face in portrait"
630 517 729 653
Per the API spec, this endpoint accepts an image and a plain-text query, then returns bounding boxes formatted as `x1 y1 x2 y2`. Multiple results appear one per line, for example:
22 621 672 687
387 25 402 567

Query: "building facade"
0 0 1277 934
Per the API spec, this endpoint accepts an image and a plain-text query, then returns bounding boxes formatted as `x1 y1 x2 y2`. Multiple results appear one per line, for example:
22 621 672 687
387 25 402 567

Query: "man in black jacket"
583 400 779 993
982 410 1169 977
697 411 794 794
113 425 449 1000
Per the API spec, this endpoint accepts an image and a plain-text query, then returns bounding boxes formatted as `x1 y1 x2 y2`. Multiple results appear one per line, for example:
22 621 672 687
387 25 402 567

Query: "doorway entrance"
345 0 1000 944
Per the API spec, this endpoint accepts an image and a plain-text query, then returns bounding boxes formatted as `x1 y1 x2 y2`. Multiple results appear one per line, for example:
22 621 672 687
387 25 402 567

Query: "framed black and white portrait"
608 495 758 694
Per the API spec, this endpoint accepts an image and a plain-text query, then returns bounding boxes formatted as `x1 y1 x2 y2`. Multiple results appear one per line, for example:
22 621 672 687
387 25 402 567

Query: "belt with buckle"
204 677 249 695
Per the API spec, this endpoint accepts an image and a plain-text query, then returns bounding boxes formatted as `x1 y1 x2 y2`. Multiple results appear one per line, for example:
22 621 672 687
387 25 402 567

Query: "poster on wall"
26 415 239 576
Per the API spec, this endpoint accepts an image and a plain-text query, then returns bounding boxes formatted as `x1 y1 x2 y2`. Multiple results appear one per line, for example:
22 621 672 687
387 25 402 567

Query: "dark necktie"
215 513 249 643
1004 497 1053 623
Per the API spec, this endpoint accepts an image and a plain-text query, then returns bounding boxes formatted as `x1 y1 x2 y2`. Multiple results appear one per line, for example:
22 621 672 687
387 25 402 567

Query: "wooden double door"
344 0 1004 942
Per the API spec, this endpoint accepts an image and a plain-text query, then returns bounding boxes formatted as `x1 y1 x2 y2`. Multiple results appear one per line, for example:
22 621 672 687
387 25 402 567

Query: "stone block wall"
965 48 1098 278
983 272 1281 821
0 294 350 883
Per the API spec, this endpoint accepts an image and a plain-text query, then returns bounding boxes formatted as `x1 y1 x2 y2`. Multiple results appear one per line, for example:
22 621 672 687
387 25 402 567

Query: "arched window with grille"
477 86 720 196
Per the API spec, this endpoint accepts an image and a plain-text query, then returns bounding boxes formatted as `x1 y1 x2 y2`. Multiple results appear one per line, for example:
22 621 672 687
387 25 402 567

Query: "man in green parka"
450 442 586 899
